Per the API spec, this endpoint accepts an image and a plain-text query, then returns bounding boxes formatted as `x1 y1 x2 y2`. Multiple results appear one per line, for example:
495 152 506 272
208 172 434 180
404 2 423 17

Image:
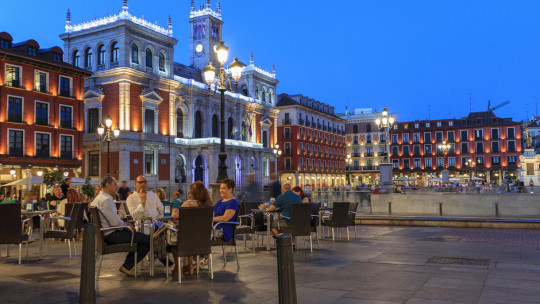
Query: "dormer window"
52 53 62 62
426 122 430 127
437 121 441 127
28 46 37 56
0 39 10 49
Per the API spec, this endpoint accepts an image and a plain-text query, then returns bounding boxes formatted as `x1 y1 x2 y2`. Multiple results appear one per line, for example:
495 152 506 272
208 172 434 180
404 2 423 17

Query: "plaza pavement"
1 225 540 303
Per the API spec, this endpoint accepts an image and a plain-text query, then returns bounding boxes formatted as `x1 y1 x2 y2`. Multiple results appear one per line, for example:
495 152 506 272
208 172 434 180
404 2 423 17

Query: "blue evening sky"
2 0 540 122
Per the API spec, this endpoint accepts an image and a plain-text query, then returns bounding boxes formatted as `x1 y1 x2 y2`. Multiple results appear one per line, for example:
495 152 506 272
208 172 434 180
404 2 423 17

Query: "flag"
241 121 245 136
248 123 252 137
231 121 237 137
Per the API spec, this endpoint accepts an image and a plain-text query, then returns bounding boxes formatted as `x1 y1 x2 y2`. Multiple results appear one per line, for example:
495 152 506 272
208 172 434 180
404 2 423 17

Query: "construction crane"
487 100 510 112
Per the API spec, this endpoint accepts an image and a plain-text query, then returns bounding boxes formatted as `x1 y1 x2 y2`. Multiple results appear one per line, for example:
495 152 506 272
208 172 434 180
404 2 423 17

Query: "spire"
206 0 211 9
272 63 275 74
66 9 71 25
191 0 194 11
122 0 128 12
250 52 254 65
168 14 172 31
217 1 221 14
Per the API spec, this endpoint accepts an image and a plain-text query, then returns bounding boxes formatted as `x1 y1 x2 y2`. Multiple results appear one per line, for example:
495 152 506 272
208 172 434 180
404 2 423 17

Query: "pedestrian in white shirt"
90 176 150 277
126 175 164 222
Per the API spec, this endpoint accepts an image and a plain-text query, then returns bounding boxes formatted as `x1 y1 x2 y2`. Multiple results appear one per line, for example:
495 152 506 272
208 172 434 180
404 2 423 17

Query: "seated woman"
213 178 239 241
170 181 212 278
57 189 80 228
292 186 310 203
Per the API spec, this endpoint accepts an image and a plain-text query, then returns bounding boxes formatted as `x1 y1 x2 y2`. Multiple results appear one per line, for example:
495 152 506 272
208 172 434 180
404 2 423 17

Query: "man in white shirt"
126 175 164 222
90 176 150 277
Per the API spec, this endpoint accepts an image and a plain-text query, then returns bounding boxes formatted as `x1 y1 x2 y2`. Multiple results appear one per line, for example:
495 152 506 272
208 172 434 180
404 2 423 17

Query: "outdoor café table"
250 209 280 251
140 216 173 276
318 207 333 240
21 210 56 258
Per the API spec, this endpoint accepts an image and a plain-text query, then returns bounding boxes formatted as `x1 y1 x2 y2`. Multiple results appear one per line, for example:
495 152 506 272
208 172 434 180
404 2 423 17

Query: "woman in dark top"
213 178 238 242
292 186 311 203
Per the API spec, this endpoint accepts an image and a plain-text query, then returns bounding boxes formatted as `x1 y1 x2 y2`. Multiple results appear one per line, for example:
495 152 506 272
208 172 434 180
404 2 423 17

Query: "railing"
282 119 291 125
352 153 361 157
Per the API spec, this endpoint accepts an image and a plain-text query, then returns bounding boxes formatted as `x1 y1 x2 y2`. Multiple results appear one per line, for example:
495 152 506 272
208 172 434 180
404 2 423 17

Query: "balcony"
284 149 292 155
317 123 322 129
305 121 311 127
282 118 292 125
8 150 24 157
365 152 374 157
299 119 304 125
352 153 361 157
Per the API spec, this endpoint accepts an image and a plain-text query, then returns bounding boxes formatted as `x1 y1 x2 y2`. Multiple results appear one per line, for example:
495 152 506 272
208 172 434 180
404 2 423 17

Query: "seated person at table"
171 191 182 209
213 178 239 241
57 189 80 228
47 187 64 210
292 186 310 203
261 183 302 237
91 176 150 277
126 175 164 222
170 181 212 278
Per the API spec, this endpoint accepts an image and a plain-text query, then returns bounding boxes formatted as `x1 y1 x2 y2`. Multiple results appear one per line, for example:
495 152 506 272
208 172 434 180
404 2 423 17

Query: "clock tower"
189 0 223 70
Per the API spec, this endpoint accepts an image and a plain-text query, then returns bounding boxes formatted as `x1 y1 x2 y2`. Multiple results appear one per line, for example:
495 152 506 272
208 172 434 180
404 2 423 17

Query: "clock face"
196 43 204 54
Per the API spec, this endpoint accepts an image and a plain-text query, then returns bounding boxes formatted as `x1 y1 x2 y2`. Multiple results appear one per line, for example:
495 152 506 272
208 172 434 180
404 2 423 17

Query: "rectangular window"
426 122 430 127
59 76 71 97
449 143 455 154
413 133 420 143
262 130 268 148
88 108 99 133
392 159 399 169
491 141 499 153
35 132 50 158
508 155 517 165
461 157 469 167
476 156 484 166
28 46 37 56
448 157 456 167
508 140 516 152
391 134 398 144
35 71 48 93
0 39 10 49
447 131 455 142
461 142 468 154
424 132 431 143
413 145 420 155
8 96 23 123
508 127 515 139
8 130 23 157
492 156 500 165
460 130 468 141
145 151 155 175
284 127 291 140
436 157 444 168
89 152 100 176
60 106 72 128
145 109 155 133
402 133 409 143
391 146 398 156
6 65 21 87
425 158 432 168
285 158 291 170
476 142 484 153
60 135 73 159
414 123 419 128
475 129 483 140
35 102 48 126
449 121 453 126
52 53 62 62
403 159 410 169
403 145 410 156
437 122 442 127
414 159 421 169
491 128 499 140
424 144 432 155
285 142 291 155
435 131 443 143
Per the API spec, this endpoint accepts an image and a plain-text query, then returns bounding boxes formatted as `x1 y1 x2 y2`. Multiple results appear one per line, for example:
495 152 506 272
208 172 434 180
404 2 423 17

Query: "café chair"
212 221 240 268
166 206 214 284
279 203 314 252
348 202 359 238
89 207 138 280
0 204 31 264
44 203 82 258
322 202 350 241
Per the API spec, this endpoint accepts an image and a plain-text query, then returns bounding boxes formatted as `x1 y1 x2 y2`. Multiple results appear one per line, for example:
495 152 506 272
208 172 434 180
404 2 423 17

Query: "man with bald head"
261 183 302 237
126 175 164 222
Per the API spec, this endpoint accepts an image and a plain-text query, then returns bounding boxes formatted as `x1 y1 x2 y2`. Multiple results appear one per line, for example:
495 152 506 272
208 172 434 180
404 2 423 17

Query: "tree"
81 177 95 198
42 168 64 192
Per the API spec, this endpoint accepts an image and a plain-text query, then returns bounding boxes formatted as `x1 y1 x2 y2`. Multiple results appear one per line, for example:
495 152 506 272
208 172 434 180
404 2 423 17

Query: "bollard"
79 223 96 304
276 234 297 304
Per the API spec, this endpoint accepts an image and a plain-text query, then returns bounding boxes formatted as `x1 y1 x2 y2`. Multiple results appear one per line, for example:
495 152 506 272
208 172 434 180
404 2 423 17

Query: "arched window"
366 124 372 133
194 111 202 138
255 87 259 100
212 114 219 137
241 85 248 96
353 125 358 133
262 89 266 102
84 47 92 67
146 49 152 68
176 108 184 138
72 50 80 67
228 117 234 139
159 53 165 71
175 155 186 183
268 91 273 104
111 42 119 63
97 44 105 65
131 44 138 63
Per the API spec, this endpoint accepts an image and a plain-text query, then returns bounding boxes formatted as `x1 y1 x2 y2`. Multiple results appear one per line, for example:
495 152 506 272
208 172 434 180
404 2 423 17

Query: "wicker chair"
0 204 31 264
44 203 82 258
166 206 214 284
212 221 240 268
279 203 315 252
348 202 359 238
89 207 138 280
322 202 350 241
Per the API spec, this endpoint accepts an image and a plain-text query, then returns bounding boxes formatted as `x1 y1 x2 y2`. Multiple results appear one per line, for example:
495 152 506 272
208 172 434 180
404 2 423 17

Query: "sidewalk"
1 225 540 303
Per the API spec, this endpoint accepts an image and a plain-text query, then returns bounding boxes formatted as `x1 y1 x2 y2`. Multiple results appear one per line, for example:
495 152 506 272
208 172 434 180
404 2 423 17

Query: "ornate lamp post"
465 158 476 180
203 41 243 183
375 107 395 163
438 140 451 183
97 116 120 176
346 154 352 185
273 143 282 183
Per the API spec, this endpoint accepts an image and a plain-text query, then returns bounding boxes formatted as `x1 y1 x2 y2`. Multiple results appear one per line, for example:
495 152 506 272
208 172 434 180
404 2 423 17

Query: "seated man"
91 176 150 277
261 183 302 237
126 175 164 222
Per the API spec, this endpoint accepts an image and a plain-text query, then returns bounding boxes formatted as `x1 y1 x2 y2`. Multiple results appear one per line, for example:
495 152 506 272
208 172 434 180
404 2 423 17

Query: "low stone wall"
370 193 540 218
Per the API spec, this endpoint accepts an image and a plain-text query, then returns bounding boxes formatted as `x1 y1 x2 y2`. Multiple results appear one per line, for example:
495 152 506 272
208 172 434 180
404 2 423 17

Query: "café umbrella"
2 175 44 192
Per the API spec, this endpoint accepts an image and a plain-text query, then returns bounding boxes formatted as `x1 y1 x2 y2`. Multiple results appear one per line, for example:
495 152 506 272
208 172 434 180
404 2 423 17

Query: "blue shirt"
213 198 239 242
273 190 302 218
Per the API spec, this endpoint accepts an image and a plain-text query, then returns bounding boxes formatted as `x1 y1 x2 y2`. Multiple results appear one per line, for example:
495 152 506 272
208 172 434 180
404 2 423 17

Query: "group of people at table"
91 175 309 279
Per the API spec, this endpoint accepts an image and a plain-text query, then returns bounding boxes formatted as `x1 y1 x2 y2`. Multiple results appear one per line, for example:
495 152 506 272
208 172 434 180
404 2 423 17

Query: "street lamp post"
438 140 451 183
97 116 120 176
273 143 282 183
375 107 396 189
465 158 476 179
346 154 352 185
203 41 243 183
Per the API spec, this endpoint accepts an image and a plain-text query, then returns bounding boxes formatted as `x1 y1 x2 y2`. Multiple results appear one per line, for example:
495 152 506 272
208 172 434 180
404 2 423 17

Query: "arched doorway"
193 155 206 184
235 156 242 189
194 111 202 138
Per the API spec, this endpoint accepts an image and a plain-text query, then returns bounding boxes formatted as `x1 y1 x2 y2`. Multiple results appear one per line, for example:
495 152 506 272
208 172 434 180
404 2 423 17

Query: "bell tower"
189 0 223 70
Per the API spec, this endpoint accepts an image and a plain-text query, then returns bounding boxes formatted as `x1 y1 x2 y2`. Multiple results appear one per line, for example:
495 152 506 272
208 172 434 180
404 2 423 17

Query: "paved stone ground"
1 225 540 303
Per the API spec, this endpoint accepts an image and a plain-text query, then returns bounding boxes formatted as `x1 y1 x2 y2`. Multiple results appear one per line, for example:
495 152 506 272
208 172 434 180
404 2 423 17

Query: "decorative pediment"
140 90 164 105
260 116 273 127
84 87 104 107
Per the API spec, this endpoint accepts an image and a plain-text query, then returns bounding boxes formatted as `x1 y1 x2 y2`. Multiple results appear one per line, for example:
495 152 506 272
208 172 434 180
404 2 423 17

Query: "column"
118 150 130 183
169 92 177 136
118 81 130 131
